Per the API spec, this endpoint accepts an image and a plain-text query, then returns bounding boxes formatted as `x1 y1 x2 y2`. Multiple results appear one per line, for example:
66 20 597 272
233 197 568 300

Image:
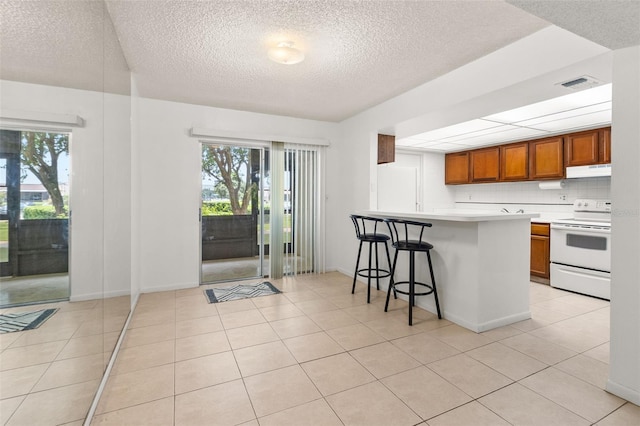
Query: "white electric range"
550 199 611 300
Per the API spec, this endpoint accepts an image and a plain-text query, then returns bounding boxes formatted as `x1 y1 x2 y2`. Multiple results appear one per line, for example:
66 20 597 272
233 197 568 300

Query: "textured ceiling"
102 0 550 121
507 0 640 50
1 1 637 123
0 0 130 95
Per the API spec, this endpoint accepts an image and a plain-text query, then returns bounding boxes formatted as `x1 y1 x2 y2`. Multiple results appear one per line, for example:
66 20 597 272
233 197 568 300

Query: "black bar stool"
349 215 393 303
384 218 441 325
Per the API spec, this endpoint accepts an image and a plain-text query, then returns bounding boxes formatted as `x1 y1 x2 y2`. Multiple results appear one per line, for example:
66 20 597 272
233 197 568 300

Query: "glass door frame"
0 149 20 277
199 139 270 284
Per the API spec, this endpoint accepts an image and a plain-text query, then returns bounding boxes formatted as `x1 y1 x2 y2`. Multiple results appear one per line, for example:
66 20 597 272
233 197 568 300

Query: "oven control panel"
574 199 611 213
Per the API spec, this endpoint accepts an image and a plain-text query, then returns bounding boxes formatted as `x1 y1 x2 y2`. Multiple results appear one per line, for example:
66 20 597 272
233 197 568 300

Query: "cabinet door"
500 142 528 181
600 127 611 164
470 147 500 182
377 134 395 165
530 137 564 179
531 235 550 278
445 152 469 184
565 130 599 167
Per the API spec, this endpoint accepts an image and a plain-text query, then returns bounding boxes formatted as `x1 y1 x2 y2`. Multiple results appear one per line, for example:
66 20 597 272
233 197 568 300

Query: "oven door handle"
551 224 611 234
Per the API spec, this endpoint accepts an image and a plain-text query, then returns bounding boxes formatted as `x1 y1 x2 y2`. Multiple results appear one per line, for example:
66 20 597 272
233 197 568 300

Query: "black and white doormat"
204 282 281 303
0 308 58 334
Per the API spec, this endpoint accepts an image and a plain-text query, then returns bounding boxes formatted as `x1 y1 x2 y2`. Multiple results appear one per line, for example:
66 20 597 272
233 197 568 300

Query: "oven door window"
566 233 608 251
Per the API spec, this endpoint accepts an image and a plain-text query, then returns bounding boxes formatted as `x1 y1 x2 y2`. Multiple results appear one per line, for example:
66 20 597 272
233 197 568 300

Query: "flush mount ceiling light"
268 41 304 65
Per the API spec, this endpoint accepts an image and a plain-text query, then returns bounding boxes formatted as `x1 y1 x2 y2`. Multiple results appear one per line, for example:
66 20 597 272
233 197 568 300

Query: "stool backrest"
350 215 386 238
384 218 433 248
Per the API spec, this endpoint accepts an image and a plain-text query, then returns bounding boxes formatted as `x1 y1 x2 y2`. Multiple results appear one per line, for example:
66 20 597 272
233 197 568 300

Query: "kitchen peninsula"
364 209 539 332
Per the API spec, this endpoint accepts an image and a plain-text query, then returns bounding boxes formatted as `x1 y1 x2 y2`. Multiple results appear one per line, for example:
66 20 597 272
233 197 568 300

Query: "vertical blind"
270 142 324 278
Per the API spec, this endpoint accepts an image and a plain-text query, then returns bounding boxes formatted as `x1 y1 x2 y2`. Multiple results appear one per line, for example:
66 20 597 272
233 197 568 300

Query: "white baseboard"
606 379 640 405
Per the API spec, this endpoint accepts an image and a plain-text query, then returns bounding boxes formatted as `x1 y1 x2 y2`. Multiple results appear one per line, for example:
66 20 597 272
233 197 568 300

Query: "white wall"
450 177 611 217
134 97 339 293
1 80 103 300
130 76 142 306
608 45 640 405
104 92 132 298
0 80 131 301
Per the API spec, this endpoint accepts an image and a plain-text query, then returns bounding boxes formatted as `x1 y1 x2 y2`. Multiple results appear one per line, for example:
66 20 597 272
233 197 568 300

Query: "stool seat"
384 218 442 325
393 240 433 251
350 215 393 303
359 233 390 243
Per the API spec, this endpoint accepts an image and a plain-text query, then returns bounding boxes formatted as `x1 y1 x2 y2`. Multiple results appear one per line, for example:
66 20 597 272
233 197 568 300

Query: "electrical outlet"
559 194 567 201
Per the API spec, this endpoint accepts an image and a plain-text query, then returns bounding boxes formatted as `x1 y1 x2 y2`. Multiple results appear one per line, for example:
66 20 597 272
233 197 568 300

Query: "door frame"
199 139 270 284
0 134 21 276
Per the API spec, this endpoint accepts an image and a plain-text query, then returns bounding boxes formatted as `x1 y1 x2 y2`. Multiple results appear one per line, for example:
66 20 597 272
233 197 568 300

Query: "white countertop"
363 209 539 222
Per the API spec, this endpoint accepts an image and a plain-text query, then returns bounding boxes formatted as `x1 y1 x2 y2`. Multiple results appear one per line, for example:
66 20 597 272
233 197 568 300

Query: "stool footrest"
357 268 391 279
390 281 434 297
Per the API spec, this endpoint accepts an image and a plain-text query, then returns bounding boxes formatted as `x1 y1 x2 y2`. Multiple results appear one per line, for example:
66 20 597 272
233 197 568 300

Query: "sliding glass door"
0 129 70 307
200 143 269 283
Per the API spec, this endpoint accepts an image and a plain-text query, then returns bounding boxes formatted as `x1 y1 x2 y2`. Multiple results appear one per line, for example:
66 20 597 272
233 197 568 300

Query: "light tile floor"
0 296 130 425
87 272 640 426
4 271 639 425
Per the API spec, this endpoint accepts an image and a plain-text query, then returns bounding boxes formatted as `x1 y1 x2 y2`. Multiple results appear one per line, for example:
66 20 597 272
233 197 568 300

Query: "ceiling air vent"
557 75 603 91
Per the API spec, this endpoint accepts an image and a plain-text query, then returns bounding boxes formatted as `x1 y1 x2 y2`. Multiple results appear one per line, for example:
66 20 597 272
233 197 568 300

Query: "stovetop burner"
551 199 611 227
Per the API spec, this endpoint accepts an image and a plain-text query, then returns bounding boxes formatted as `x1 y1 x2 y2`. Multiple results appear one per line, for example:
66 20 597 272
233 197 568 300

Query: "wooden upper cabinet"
500 142 528 181
470 147 500 182
600 127 611 164
565 129 599 166
445 152 470 184
565 127 612 166
529 136 564 180
377 134 395 165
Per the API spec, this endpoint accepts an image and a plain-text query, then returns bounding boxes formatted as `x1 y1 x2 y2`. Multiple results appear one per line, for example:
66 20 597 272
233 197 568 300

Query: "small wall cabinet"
565 129 600 166
531 222 550 282
377 134 395 165
445 151 470 184
470 147 500 182
500 142 529 181
529 136 564 180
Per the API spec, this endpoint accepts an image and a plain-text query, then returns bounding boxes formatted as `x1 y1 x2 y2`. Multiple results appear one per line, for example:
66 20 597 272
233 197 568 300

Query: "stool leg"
427 251 442 319
351 240 364 295
384 249 398 312
383 242 396 299
409 250 415 326
375 242 380 291
367 241 373 303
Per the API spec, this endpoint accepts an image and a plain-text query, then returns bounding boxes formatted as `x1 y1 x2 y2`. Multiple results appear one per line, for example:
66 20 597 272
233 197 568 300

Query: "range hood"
565 163 612 178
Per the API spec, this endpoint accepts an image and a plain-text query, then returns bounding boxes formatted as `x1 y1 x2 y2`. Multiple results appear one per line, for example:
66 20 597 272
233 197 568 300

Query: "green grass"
0 221 7 263
0 220 7 242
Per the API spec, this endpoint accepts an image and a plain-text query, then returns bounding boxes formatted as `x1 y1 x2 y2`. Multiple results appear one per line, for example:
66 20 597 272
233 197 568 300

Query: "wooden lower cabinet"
531 222 550 282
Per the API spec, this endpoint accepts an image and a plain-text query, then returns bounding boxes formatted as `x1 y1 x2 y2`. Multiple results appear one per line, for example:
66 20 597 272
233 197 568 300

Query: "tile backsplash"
452 177 611 216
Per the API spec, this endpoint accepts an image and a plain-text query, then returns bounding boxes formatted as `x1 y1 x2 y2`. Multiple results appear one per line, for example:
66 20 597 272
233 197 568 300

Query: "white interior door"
377 165 417 212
